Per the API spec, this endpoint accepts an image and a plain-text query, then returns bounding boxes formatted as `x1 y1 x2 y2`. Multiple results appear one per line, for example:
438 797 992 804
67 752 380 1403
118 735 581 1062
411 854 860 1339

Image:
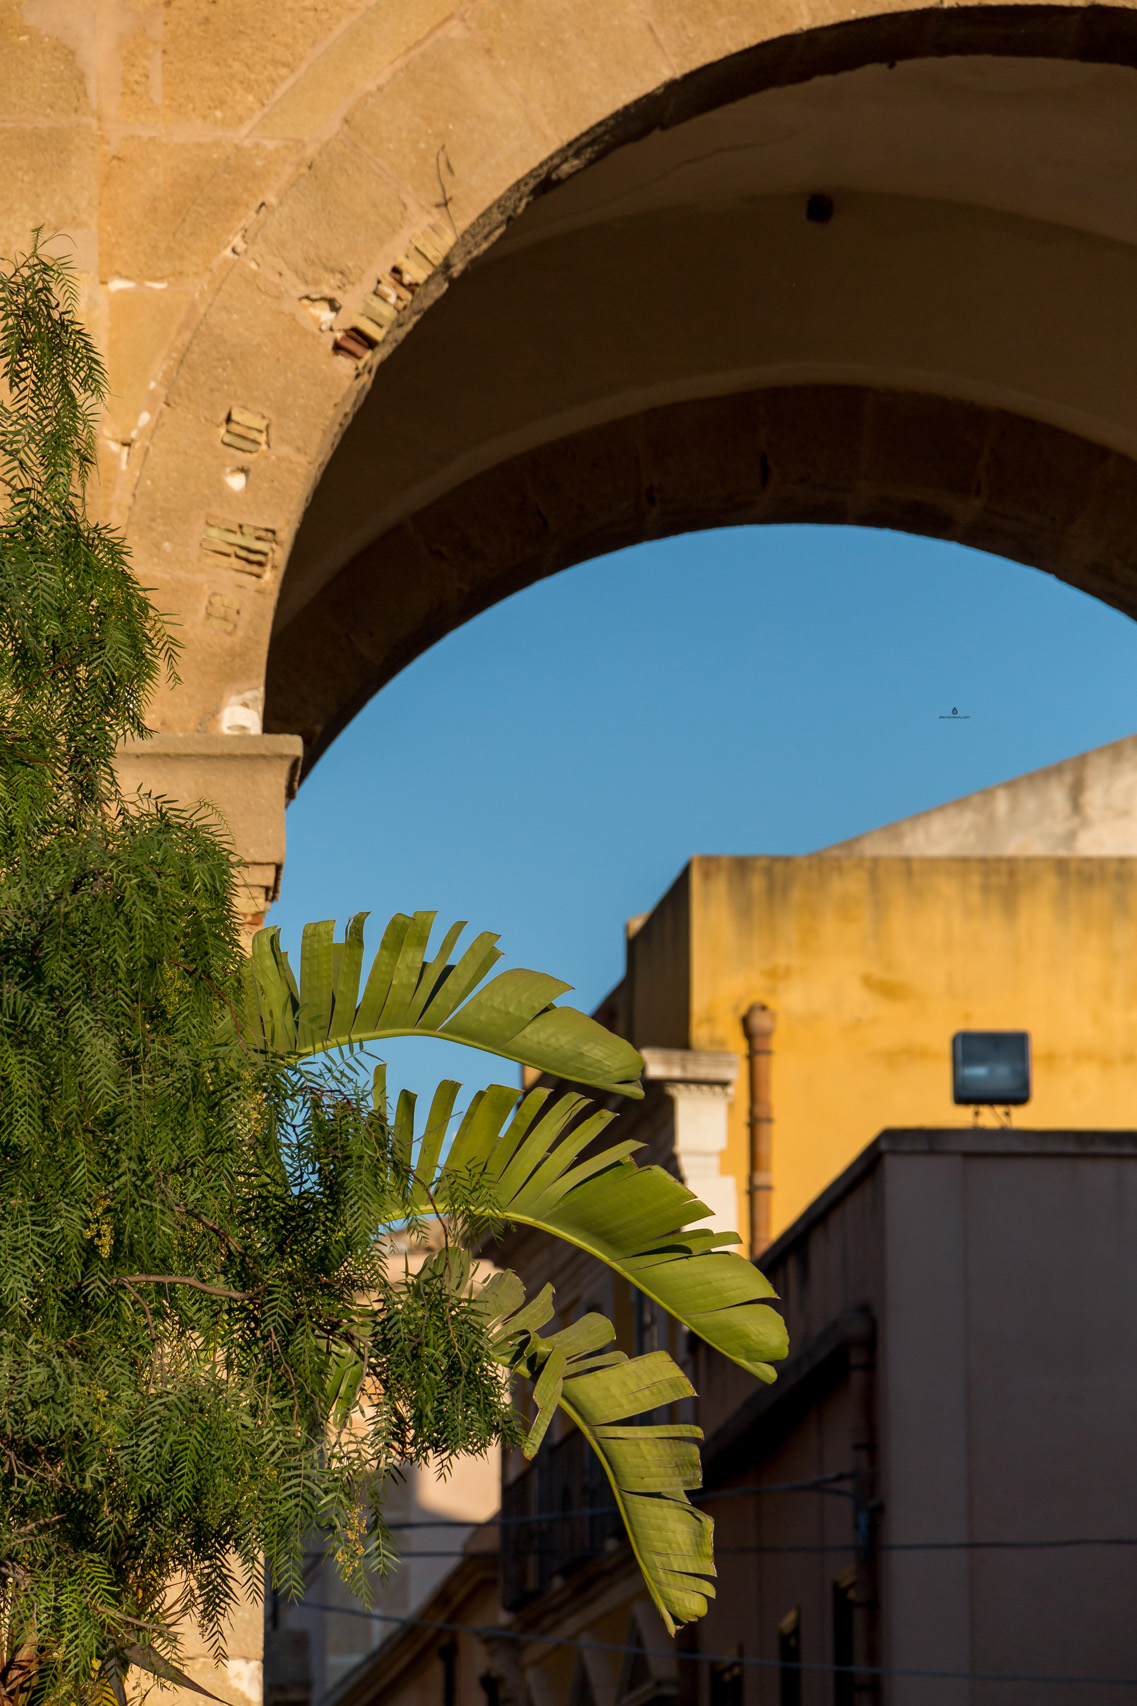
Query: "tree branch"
171 1203 254 1266
113 1275 253 1301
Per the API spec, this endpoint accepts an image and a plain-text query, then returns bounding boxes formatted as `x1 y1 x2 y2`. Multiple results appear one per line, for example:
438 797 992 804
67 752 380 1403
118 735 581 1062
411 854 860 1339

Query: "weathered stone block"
640 392 775 528
137 554 280 733
117 20 161 123
99 137 289 280
793 0 927 29
647 0 807 73
849 488 965 542
126 399 313 624
1069 448 1137 587
759 384 869 496
159 0 360 130
102 284 190 445
0 4 90 119
346 32 548 228
982 411 1110 536
162 262 349 463
250 132 408 293
0 125 95 265
254 0 463 140
861 391 988 504
493 416 650 562
470 0 673 143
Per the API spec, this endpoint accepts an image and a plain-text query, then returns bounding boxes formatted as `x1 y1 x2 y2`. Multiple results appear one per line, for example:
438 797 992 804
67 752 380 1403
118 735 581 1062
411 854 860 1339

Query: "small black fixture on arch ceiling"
806 193 834 223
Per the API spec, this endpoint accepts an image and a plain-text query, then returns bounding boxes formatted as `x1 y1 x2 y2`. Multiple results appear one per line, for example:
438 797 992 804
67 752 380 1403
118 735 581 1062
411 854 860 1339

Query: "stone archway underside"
265 385 1137 768
245 26 1137 772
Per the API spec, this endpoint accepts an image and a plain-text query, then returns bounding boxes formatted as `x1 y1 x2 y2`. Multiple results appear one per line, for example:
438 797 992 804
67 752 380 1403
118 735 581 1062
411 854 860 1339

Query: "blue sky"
270 524 1137 1101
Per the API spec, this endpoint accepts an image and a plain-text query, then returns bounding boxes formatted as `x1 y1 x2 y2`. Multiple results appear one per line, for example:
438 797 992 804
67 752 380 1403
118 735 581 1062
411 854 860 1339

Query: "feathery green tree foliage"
0 240 787 1706
0 242 519 1706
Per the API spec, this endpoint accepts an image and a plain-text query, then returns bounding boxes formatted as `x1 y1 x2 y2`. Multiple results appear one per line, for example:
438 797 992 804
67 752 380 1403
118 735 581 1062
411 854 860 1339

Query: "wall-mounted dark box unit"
952 1031 1031 1106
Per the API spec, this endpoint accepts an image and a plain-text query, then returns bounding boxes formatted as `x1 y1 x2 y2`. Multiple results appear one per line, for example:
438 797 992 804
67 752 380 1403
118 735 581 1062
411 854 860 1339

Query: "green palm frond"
242 915 643 1099
414 1082 788 1384
479 1267 714 1635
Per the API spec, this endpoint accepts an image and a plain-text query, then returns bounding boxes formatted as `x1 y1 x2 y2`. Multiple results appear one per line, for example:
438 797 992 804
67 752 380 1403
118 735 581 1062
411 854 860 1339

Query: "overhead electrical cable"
352 1535 1137 1558
298 1601 1137 1688
383 1472 857 1530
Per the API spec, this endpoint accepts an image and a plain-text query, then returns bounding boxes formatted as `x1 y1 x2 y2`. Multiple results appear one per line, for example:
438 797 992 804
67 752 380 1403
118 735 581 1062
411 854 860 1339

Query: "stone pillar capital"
113 733 304 929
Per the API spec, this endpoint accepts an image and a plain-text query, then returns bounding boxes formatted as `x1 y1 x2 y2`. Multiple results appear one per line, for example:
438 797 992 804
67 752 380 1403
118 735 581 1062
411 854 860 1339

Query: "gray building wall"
697 1130 1137 1705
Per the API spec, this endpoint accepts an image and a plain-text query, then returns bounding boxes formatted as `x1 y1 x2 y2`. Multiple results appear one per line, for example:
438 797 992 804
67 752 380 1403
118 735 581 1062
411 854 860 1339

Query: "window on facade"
438 1642 457 1706
568 1657 597 1706
709 1652 743 1706
778 1609 801 1706
635 1289 658 1356
618 1624 652 1702
832 1570 856 1706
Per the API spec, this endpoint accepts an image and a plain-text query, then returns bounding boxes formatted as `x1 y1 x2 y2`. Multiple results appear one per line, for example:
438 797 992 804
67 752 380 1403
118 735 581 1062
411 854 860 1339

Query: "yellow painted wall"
631 856 1137 1240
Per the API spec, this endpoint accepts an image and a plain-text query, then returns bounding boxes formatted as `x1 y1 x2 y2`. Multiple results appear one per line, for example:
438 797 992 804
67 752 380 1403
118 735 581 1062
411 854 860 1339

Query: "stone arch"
264 386 1137 766
117 0 1137 754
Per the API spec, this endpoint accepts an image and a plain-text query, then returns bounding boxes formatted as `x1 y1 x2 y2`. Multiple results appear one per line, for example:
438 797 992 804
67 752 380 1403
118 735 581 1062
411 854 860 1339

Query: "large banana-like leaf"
327 1258 714 1631
475 1264 715 1634
412 1081 787 1384
242 915 643 1099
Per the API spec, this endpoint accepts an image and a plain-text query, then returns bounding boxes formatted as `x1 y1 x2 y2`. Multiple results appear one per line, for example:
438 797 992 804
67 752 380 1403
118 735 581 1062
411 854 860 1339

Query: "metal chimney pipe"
742 1003 776 1257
